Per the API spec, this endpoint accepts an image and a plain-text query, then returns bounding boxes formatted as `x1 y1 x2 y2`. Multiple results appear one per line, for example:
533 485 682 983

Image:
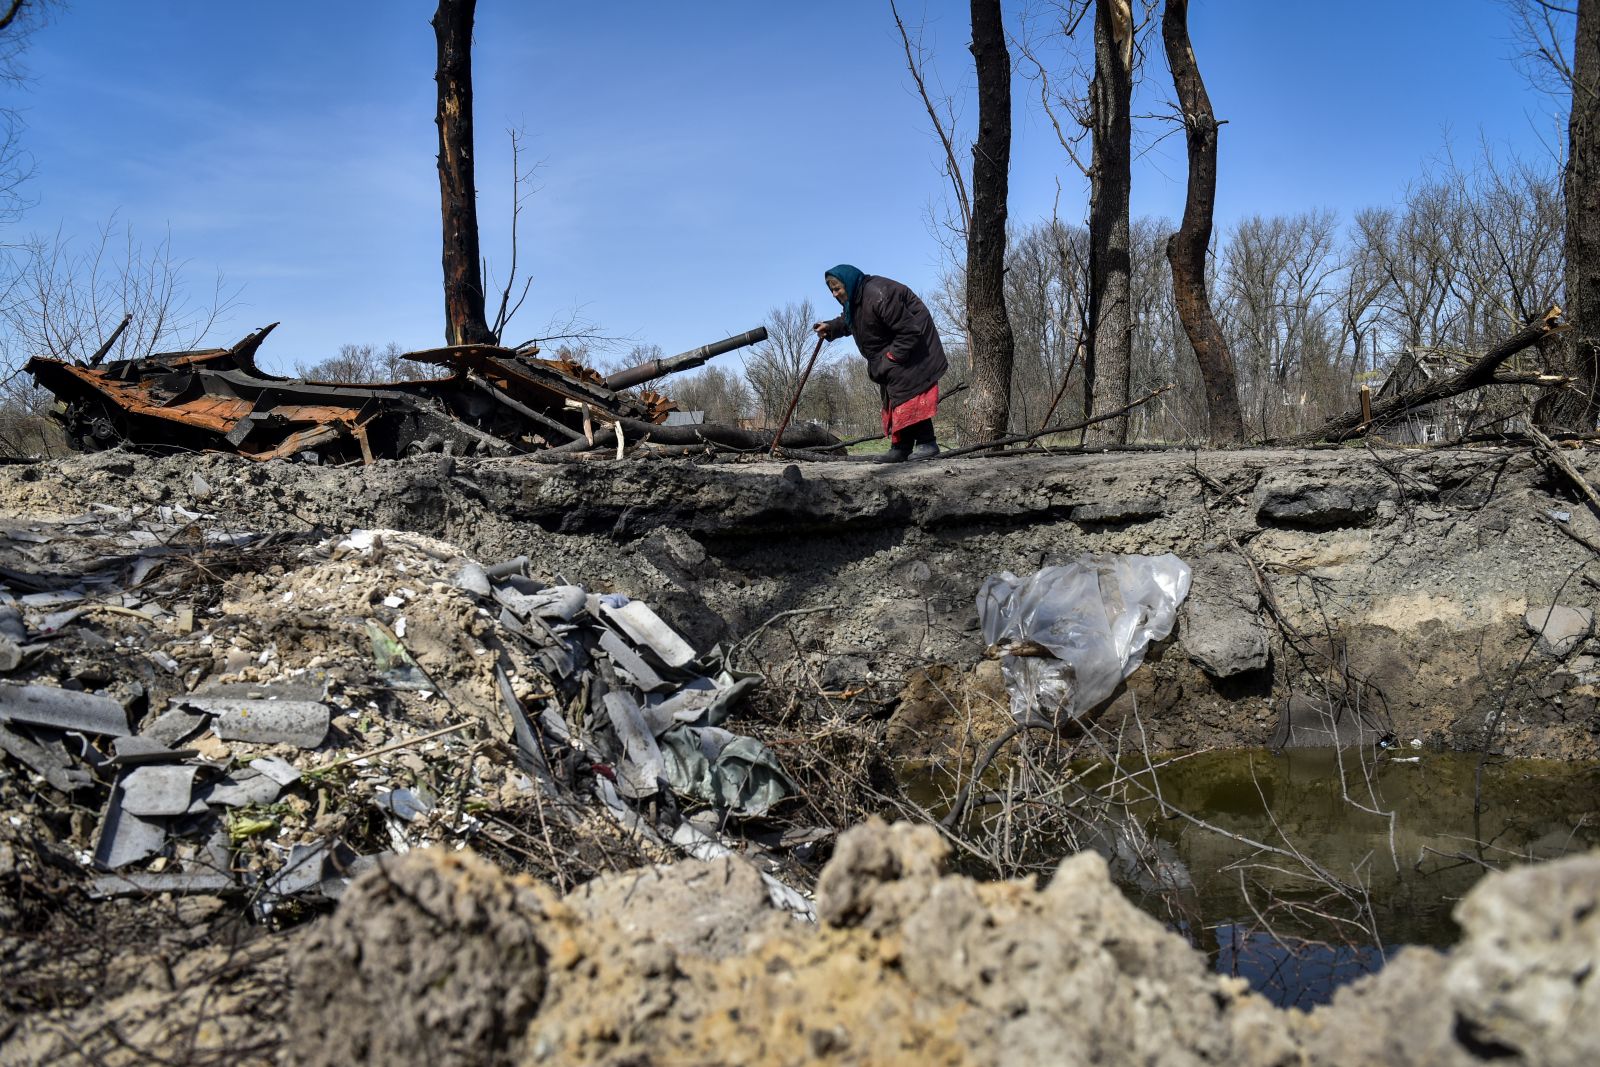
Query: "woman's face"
826 276 847 306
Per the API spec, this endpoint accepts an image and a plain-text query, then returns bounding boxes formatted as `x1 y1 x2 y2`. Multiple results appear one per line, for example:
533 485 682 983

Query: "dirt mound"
291 850 552 1067
270 819 1595 1066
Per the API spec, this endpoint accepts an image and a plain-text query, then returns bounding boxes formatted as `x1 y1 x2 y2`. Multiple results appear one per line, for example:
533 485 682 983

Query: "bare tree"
890 0 972 245
296 342 442 383
961 0 1018 443
4 220 235 365
1218 212 1340 437
744 300 825 426
668 363 753 424
432 0 494 347
1160 0 1244 444
0 1 49 226
0 220 236 456
1084 0 1135 445
1534 0 1598 429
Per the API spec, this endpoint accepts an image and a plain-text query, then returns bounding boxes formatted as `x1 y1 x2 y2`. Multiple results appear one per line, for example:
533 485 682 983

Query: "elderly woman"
813 264 948 462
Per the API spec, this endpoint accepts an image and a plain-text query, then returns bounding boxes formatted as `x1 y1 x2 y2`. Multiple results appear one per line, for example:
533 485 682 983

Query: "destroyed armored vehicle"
24 324 769 463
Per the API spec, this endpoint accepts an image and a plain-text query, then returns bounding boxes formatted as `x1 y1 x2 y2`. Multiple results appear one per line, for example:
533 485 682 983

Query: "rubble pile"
0 500 818 933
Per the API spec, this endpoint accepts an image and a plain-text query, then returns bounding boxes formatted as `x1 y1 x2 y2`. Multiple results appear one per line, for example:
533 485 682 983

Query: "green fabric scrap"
656 724 797 817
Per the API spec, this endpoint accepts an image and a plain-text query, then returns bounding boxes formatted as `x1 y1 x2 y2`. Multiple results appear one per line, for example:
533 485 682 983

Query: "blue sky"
12 1 1569 373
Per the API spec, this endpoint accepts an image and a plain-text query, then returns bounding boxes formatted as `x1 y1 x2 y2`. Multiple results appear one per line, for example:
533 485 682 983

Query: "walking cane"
767 337 826 457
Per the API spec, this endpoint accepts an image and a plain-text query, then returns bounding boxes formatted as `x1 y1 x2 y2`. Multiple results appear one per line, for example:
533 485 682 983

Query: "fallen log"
936 382 1175 460
1526 420 1600 516
1286 307 1567 445
548 417 841 456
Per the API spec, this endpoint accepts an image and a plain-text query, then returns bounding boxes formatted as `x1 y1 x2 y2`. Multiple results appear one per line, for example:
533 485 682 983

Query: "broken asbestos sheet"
0 506 812 918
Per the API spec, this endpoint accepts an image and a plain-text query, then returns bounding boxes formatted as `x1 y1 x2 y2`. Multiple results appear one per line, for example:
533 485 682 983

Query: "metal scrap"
25 324 769 463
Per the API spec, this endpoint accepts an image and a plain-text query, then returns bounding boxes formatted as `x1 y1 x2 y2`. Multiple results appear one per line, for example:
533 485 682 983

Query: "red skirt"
882 383 939 442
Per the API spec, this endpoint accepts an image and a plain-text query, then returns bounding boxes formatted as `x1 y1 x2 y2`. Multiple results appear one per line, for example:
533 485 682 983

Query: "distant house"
663 410 705 426
1372 347 1528 444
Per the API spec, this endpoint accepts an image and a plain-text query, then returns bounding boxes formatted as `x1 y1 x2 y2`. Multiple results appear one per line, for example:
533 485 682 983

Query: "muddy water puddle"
905 748 1600 1009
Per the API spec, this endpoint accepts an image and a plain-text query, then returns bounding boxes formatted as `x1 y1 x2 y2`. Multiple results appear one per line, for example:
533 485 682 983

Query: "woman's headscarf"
825 264 866 328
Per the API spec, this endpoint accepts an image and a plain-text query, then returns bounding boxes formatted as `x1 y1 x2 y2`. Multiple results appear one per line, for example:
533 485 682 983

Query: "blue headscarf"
825 264 866 328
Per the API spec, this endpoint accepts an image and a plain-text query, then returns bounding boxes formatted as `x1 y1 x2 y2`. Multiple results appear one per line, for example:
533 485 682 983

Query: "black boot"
907 420 939 460
876 441 911 463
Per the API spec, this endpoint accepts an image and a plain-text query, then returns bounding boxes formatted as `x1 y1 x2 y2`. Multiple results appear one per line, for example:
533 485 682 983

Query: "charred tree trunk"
961 0 1017 443
1541 0 1599 431
1161 0 1244 445
1085 0 1134 446
433 0 494 347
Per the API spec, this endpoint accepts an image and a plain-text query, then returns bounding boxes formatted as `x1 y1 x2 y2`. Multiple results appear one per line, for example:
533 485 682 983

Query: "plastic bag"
977 553 1192 724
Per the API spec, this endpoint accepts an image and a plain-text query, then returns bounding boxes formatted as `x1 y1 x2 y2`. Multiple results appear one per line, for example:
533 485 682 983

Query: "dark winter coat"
822 275 948 408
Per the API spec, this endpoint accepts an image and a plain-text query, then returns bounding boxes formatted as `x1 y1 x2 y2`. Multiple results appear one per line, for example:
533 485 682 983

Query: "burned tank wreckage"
25 323 835 462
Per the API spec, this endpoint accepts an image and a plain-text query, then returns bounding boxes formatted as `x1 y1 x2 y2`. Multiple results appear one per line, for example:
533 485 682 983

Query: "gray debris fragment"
598 628 669 691
531 584 586 622
184 696 330 748
128 555 162 588
484 555 529 579
492 583 551 622
191 472 213 500
0 683 131 736
454 560 492 597
93 783 168 869
648 674 761 730
1525 604 1594 656
312 851 386 901
497 665 561 798
0 605 26 672
140 707 210 747
375 787 435 822
264 839 331 899
599 599 697 668
20 589 84 609
201 825 234 874
252 754 303 786
0 723 94 792
89 870 235 898
202 769 283 808
197 679 331 703
603 690 666 798
112 734 190 765
119 765 199 817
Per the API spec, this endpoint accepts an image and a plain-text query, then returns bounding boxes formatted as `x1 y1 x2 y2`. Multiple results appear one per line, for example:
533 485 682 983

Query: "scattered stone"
1256 480 1388 529
1180 552 1269 679
1524 604 1593 656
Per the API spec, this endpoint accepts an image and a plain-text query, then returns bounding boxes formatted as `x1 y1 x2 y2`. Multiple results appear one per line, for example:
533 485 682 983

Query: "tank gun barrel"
603 326 768 391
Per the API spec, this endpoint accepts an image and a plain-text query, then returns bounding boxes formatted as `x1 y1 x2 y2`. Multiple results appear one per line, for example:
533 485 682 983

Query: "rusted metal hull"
24 324 765 463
